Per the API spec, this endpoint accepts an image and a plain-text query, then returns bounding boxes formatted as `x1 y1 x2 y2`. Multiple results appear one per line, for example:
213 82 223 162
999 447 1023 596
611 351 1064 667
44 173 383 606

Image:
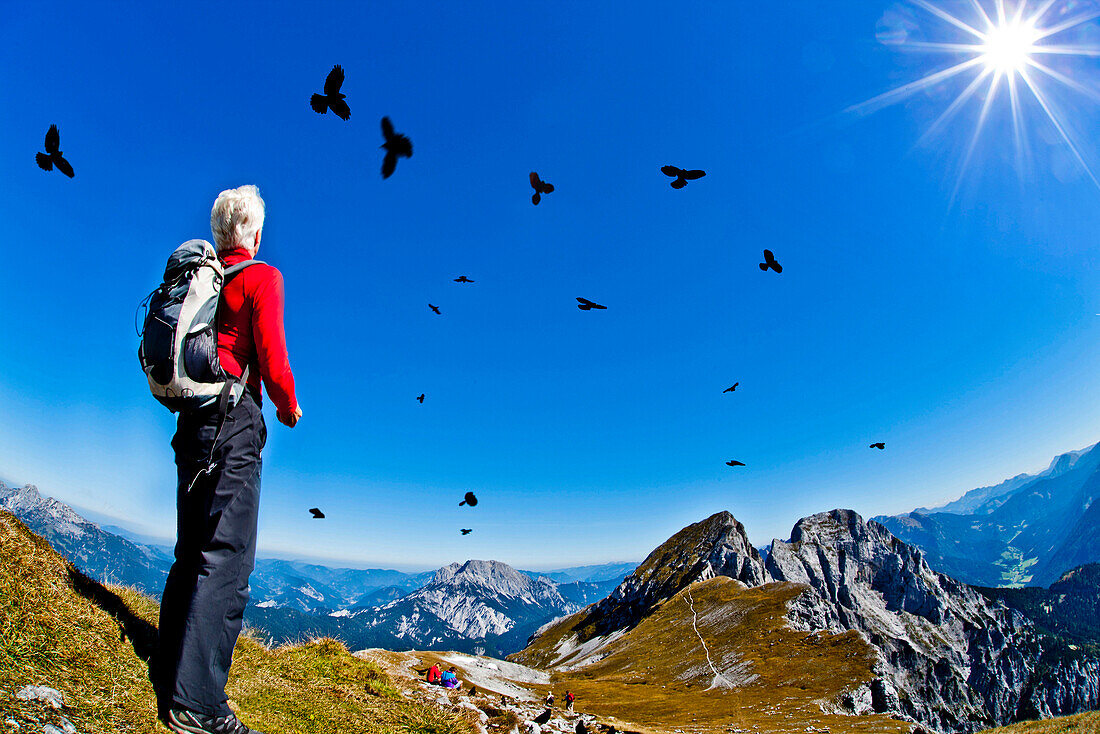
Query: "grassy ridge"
0 509 472 734
977 712 1100 733
517 577 911 734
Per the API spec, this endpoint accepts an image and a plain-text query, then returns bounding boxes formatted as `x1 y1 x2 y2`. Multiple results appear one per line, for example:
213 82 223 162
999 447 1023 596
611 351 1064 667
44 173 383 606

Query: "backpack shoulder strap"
223 259 266 280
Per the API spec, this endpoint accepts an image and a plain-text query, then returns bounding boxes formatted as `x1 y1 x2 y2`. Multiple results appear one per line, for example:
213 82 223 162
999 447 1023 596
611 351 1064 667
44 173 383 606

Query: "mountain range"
874 442 1100 587
0 481 627 656
515 508 1100 733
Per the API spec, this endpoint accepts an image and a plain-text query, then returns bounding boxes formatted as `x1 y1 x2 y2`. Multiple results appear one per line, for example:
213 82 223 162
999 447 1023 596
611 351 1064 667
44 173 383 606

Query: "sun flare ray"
860 0 1100 194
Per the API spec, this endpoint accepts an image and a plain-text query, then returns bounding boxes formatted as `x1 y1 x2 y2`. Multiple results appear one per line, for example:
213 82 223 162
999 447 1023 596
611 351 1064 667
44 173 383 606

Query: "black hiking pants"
156 390 266 717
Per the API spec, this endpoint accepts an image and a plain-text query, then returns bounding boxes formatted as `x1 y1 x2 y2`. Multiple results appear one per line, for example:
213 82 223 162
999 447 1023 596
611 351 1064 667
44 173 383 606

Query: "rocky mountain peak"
564 510 766 640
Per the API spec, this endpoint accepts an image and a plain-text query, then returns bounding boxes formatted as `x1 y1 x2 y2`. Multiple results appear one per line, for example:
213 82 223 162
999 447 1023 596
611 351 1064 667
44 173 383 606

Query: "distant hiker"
427 664 441 685
441 667 459 689
155 185 301 734
565 691 575 712
545 692 554 707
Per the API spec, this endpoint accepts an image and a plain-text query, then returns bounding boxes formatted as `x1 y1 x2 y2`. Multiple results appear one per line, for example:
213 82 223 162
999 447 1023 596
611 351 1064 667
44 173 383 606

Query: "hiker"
427 664 441 685
156 185 301 734
546 691 554 707
565 691 575 712
441 667 460 689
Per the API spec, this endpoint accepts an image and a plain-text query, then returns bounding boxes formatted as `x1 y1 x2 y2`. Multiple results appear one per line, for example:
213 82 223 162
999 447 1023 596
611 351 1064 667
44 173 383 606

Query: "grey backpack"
138 239 261 413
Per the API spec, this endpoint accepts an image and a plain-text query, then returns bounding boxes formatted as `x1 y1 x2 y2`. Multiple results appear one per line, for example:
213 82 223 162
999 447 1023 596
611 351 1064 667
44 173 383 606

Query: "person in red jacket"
157 185 301 734
427 664 441 685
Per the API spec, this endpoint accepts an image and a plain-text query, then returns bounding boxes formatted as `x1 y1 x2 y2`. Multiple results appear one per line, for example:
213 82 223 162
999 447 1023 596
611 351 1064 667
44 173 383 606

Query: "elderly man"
157 185 301 734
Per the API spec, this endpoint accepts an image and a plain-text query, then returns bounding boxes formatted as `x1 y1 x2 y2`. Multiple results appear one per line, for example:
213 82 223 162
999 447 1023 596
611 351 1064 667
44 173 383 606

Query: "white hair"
210 185 266 252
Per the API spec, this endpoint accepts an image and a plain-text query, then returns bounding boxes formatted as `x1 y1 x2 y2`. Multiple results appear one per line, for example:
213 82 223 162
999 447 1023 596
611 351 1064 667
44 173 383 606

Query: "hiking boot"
166 708 263 734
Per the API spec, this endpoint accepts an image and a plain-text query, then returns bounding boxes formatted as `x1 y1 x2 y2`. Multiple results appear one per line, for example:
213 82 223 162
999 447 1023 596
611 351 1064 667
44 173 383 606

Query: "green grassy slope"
0 509 472 734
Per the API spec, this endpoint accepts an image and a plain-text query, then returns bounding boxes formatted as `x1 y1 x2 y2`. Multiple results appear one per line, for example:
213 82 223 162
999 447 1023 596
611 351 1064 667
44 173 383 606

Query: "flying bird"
534 710 552 726
417 394 425 403
36 125 74 178
530 172 555 205
576 297 607 311
310 64 351 120
576 722 589 734
454 276 474 283
308 508 325 519
723 383 739 393
759 249 782 273
460 491 478 507
661 165 705 189
726 460 745 467
429 304 441 315
380 116 413 179
461 528 473 535
870 442 886 450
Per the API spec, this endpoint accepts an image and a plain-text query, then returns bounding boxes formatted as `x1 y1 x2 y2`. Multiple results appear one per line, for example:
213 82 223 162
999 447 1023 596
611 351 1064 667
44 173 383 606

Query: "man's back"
217 247 296 418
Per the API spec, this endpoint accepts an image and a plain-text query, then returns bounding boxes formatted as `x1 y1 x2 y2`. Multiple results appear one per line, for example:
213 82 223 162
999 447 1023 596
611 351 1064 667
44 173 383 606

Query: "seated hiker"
427 663 441 685
441 667 459 689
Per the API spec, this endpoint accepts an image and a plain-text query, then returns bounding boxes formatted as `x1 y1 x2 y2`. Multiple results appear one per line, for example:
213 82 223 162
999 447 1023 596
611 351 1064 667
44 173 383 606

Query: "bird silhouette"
576 297 607 311
534 710 552 726
417 394 425 403
723 383 739 393
36 125 74 178
429 304 441 315
454 276 474 283
460 491 478 507
759 249 782 273
308 508 325 519
661 165 705 189
380 117 413 179
870 442 886 450
461 528 473 535
310 65 350 120
576 722 589 734
726 460 746 467
530 172 555 205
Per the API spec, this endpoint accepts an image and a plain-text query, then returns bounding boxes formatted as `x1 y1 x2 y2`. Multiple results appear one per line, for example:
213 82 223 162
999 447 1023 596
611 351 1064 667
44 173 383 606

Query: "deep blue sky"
4 1 1100 570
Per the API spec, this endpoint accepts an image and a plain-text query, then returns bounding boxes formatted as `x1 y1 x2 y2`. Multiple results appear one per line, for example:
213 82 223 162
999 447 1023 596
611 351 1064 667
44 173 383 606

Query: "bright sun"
981 19 1038 73
851 0 1100 196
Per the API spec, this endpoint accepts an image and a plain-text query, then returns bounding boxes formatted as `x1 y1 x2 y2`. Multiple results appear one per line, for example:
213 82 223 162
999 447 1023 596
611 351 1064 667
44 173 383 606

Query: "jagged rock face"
571 511 766 640
766 509 1097 733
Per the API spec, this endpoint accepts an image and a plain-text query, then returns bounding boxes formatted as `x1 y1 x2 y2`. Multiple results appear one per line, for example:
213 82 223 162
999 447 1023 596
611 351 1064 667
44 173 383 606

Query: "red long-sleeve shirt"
217 248 298 417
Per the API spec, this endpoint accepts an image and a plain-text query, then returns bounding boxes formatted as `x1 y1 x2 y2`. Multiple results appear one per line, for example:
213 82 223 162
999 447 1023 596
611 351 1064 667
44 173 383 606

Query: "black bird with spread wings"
726 460 745 467
454 276 474 283
723 383 739 393
576 297 607 311
36 125 74 178
380 117 413 179
429 304 441 315
310 65 351 120
661 165 705 189
461 528 473 535
530 172 554 205
417 394 425 403
460 491 478 507
870 442 886 450
759 249 782 273
534 710 552 726
308 508 325 519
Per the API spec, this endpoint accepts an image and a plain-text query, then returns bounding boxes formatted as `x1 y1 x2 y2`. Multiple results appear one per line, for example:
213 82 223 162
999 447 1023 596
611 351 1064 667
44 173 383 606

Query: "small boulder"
16 686 64 709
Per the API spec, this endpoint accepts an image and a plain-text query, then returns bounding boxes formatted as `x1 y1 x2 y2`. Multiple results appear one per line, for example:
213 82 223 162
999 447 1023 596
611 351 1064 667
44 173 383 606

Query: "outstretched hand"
278 405 303 428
